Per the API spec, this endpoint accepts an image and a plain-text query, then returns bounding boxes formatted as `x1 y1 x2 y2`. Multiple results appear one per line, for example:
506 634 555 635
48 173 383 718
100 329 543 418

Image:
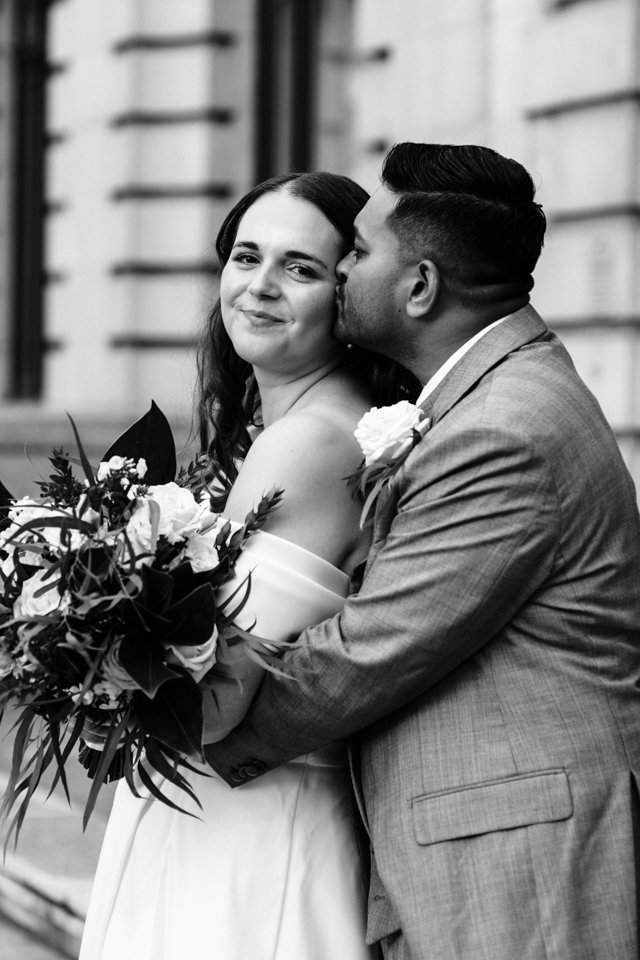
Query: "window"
254 0 352 179
0 0 48 399
550 0 601 7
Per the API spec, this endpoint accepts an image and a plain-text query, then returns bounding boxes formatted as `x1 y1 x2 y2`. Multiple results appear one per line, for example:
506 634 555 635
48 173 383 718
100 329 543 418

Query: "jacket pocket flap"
412 768 572 846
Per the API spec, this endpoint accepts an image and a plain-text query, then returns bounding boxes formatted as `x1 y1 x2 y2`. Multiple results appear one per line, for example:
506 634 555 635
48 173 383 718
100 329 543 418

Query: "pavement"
0 717 116 959
0 912 68 959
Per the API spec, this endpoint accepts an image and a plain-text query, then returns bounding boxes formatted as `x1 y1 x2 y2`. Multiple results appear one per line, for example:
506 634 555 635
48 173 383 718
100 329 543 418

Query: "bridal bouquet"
0 402 281 840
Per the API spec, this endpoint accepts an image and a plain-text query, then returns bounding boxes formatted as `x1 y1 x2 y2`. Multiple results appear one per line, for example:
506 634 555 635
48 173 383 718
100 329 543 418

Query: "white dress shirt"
416 315 508 406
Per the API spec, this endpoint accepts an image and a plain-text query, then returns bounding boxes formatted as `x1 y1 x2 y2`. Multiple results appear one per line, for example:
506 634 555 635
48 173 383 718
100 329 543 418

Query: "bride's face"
220 190 345 377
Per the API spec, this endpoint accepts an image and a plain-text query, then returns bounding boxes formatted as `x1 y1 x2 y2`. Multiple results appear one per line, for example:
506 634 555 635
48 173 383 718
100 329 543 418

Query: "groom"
205 143 640 959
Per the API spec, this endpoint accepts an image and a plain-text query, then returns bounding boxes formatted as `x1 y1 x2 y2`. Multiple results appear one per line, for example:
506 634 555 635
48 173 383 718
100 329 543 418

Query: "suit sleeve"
204 421 560 782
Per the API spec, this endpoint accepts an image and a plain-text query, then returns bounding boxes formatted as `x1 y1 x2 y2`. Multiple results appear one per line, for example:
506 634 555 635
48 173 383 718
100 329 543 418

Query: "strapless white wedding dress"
79 532 374 960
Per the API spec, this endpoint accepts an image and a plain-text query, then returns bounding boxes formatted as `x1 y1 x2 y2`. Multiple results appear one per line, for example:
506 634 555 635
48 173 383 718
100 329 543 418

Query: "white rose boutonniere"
348 400 431 526
355 400 425 466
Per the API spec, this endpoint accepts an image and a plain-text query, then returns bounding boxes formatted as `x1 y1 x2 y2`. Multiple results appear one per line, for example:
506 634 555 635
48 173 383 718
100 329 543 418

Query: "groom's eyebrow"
232 240 328 270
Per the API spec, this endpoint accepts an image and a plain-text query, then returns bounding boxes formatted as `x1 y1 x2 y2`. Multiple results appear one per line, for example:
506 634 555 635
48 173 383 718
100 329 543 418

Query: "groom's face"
334 186 408 357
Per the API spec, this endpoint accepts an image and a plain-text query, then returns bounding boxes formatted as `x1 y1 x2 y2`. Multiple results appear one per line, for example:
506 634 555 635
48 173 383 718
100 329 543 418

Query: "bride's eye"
231 252 260 267
288 263 317 280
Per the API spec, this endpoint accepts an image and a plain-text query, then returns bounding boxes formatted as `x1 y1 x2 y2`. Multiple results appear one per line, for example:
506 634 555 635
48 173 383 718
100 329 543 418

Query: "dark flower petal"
134 675 203 758
138 565 175 611
159 583 216 646
118 635 181 697
0 480 14 532
101 401 176 485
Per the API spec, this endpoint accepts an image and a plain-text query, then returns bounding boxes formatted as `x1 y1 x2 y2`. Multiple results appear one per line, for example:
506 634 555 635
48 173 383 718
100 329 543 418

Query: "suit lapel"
421 304 549 425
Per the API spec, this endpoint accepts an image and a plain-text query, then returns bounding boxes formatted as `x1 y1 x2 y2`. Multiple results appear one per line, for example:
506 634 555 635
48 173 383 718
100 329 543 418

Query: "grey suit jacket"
205 306 640 960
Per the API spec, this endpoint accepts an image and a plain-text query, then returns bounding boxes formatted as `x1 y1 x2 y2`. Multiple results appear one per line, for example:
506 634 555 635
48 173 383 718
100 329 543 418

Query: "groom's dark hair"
381 142 546 299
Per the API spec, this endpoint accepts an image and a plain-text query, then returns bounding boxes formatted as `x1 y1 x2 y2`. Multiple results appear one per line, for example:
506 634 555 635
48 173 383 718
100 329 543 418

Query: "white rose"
13 569 68 618
135 458 147 479
125 483 206 559
183 518 227 573
7 496 43 523
124 500 155 560
3 499 51 547
354 401 425 467
151 483 207 542
3 497 87 554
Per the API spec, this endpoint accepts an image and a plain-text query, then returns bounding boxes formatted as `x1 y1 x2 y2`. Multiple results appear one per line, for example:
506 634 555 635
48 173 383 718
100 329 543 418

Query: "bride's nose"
246 263 280 298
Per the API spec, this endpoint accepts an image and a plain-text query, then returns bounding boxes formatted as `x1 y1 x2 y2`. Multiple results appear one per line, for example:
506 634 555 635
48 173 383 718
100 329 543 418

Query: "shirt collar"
416 315 508 407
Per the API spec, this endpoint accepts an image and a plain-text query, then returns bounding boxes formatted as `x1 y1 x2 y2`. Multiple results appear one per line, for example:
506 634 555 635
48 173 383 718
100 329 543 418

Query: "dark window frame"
254 0 321 181
6 0 48 398
550 0 601 7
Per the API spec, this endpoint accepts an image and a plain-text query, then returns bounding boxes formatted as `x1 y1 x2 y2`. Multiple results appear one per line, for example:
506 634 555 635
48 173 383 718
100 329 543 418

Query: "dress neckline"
236 529 350 597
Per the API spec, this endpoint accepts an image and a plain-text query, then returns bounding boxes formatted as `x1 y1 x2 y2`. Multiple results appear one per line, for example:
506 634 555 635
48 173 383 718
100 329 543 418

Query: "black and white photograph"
1 2 639 958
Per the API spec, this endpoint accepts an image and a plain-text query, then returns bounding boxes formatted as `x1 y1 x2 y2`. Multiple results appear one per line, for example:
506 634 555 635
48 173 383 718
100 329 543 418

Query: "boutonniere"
346 400 431 527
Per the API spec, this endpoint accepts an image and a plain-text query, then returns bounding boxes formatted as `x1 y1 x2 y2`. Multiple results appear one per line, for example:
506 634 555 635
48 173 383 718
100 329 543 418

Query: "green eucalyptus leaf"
144 740 202 808
67 413 96 485
8 513 96 538
82 713 131 830
135 761 198 818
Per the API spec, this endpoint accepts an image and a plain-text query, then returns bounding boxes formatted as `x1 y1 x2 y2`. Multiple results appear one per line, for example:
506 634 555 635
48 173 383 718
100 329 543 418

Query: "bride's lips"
241 309 286 325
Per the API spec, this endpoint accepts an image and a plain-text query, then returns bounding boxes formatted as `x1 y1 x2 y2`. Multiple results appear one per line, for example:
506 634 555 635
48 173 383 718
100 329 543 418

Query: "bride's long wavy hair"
196 171 418 507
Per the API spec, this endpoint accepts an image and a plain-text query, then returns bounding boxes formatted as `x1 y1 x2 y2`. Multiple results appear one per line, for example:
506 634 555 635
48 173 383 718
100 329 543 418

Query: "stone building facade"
0 0 638 497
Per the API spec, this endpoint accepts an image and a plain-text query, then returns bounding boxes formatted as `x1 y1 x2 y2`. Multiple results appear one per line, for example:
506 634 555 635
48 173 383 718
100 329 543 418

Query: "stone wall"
1 0 638 496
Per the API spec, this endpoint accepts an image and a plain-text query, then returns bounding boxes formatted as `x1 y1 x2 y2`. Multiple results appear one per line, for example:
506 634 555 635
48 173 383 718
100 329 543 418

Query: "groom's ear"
406 259 440 319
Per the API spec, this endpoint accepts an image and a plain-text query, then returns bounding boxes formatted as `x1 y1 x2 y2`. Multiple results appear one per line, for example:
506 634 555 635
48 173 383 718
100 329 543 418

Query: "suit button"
245 765 259 777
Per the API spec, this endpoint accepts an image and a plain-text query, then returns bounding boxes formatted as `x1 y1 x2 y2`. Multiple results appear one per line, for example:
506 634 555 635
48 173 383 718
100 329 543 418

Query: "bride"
79 171 414 960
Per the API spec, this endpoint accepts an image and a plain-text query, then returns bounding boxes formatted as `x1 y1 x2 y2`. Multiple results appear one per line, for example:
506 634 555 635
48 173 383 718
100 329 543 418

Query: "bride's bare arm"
200 653 268 743
200 409 365 744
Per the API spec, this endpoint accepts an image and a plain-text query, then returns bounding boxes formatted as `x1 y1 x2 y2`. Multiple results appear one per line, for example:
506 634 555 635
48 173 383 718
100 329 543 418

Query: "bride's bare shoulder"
297 376 373 430
250 403 360 468
224 379 373 566
223 400 365 523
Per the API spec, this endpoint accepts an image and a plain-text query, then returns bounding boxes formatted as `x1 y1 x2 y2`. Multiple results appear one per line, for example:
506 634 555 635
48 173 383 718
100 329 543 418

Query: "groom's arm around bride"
205 142 640 960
